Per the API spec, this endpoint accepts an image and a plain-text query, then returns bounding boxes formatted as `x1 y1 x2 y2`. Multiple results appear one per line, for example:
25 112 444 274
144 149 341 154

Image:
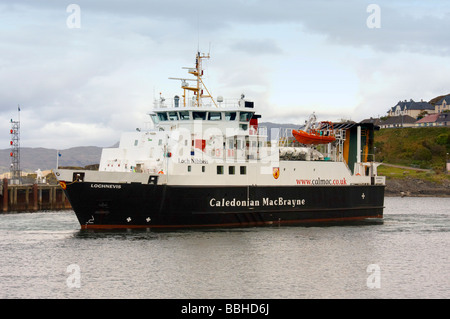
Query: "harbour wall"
0 178 71 212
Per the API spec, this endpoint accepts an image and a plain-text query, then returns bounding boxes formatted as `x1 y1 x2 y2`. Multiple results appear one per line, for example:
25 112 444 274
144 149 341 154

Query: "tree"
416 110 428 120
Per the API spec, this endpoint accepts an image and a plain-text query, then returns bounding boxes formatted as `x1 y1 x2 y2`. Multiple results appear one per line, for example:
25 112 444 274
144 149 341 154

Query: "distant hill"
0 146 102 173
260 122 304 140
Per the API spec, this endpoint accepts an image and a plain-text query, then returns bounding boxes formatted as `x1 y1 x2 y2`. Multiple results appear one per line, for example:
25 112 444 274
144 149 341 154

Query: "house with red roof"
415 113 440 127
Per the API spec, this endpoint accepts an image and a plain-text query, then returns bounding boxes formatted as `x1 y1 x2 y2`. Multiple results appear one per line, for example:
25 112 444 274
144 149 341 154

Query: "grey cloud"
4 0 450 54
1 0 449 150
230 39 283 55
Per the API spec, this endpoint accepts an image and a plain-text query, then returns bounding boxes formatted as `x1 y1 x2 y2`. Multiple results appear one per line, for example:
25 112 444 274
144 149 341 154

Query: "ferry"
54 52 385 229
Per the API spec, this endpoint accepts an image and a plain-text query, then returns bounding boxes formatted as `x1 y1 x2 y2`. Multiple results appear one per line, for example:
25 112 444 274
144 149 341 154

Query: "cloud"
229 38 283 56
1 0 449 154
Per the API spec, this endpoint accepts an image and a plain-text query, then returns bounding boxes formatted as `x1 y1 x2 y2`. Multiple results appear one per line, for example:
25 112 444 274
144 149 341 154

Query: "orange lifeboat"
292 130 336 145
293 121 336 145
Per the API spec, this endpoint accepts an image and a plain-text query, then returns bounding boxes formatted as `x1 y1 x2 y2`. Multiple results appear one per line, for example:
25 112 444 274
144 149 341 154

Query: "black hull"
62 182 384 229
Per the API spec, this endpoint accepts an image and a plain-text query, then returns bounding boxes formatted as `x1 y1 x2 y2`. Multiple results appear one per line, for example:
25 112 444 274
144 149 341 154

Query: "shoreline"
385 177 450 197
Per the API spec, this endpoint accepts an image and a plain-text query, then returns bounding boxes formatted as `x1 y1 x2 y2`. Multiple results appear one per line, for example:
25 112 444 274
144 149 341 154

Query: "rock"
385 177 450 197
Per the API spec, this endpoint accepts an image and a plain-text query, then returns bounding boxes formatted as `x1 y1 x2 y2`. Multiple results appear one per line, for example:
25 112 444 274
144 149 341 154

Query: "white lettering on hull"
90 184 122 189
209 197 305 208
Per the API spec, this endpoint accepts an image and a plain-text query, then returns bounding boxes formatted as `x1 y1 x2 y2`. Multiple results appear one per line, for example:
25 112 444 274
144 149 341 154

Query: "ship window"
168 112 178 120
239 112 252 122
151 114 159 124
208 112 222 121
179 111 190 120
240 166 246 175
193 111 206 120
244 101 254 108
225 112 237 121
239 124 248 131
228 138 234 149
134 140 138 146
157 112 168 121
229 166 235 175
187 165 191 172
202 166 205 173
148 176 158 185
217 166 224 175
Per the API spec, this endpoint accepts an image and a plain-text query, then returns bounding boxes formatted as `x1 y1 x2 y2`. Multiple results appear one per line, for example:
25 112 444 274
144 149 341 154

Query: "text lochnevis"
90 183 122 189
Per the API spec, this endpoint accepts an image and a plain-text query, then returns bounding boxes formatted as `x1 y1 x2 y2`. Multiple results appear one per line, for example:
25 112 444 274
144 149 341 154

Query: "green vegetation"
377 165 449 184
374 127 450 183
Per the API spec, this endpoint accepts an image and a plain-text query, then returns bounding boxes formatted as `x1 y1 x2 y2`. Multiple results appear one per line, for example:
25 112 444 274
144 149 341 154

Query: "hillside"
374 127 450 171
0 146 102 173
374 127 450 195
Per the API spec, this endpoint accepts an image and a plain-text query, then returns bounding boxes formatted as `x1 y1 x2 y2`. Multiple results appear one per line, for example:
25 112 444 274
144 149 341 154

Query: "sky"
1 0 449 149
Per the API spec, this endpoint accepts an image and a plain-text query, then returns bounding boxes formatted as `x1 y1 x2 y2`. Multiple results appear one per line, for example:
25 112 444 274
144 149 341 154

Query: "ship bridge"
149 51 264 138
149 96 263 136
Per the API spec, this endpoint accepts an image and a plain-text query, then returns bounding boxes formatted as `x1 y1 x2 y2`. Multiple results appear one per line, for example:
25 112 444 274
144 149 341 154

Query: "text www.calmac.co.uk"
296 178 347 185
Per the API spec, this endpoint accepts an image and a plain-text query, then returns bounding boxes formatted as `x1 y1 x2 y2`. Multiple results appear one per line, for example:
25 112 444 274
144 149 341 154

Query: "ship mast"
170 52 218 108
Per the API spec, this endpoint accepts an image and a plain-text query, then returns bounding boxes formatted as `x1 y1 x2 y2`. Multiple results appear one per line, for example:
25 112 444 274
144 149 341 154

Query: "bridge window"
208 112 222 121
151 114 159 124
179 111 190 120
239 112 252 122
225 112 237 121
157 112 168 121
168 112 179 120
193 111 206 120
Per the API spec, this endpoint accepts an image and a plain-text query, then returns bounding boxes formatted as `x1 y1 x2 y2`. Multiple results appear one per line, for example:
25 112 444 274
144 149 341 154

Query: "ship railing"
273 128 296 147
354 161 383 179
254 126 267 137
154 97 251 109
365 153 377 162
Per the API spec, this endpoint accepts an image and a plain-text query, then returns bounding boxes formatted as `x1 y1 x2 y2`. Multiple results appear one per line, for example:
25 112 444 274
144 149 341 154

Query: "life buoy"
158 170 164 174
356 173 361 176
59 181 67 190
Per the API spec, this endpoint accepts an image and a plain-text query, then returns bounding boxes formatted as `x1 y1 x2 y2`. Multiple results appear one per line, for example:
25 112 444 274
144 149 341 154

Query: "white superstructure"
92 52 385 188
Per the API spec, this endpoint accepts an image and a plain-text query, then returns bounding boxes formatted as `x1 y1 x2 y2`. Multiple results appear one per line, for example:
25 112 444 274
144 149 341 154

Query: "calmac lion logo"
273 167 280 179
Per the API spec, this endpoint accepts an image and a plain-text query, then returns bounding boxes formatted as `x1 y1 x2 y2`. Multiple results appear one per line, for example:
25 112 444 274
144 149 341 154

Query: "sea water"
0 197 448 300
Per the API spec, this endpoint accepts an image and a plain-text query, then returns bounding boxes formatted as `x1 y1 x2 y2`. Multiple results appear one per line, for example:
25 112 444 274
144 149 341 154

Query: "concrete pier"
1 178 71 212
